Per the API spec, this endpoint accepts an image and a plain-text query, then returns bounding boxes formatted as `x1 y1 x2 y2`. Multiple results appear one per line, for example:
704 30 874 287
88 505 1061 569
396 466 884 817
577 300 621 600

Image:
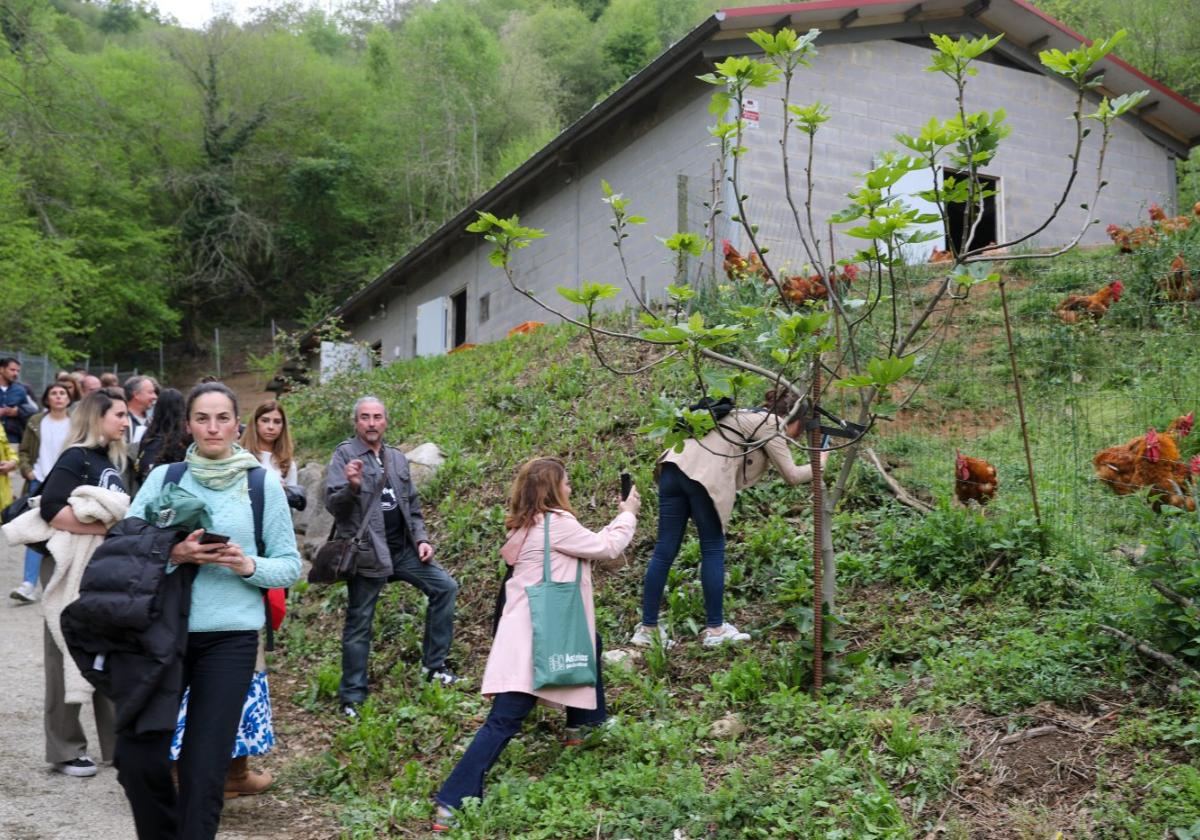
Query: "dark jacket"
60 518 193 737
1 380 34 444
324 437 429 578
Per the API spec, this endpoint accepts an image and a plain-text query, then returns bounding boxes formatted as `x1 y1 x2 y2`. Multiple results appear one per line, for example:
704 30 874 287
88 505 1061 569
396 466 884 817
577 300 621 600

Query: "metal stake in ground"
999 279 1043 532
810 359 824 696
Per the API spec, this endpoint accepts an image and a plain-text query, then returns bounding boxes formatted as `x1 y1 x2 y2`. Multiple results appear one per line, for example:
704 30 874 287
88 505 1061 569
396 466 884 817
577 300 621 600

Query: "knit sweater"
130 464 302 632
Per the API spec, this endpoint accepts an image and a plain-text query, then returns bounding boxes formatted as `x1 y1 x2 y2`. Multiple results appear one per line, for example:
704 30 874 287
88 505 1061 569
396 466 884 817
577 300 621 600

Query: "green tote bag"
526 512 598 689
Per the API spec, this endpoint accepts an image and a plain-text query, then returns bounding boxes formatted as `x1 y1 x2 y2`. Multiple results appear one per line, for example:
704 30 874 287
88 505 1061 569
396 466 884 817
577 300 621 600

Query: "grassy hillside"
275 241 1200 839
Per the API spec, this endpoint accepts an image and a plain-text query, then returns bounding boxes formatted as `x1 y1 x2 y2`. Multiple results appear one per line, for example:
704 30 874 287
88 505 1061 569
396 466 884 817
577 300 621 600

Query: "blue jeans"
436 635 607 810
22 480 41 586
339 546 459 703
641 462 727 629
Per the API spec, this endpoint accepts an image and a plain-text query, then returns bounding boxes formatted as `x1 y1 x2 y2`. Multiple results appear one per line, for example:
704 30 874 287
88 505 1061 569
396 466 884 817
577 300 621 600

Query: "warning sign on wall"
741 98 760 129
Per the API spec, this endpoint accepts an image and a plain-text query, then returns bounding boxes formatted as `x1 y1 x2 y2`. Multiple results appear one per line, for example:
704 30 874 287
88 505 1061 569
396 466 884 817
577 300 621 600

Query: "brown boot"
224 756 274 799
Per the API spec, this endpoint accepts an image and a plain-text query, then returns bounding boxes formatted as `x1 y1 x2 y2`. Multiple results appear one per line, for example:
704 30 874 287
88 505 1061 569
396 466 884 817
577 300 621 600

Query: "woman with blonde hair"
34 388 129 776
433 457 639 830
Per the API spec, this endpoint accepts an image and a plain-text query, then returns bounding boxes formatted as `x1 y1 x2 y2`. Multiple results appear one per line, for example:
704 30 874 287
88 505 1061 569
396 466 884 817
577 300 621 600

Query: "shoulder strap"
540 512 581 585
245 466 276 652
247 466 266 557
164 461 188 487
542 512 552 583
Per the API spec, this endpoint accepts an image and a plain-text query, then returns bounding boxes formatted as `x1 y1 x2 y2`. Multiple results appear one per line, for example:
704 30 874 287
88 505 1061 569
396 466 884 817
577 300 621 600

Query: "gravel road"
0 532 312 839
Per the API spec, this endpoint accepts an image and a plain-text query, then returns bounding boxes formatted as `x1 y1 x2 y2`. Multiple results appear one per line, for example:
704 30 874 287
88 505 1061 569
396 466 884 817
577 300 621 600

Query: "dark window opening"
370 340 382 367
451 289 468 347
479 292 490 324
945 170 999 253
411 334 417 358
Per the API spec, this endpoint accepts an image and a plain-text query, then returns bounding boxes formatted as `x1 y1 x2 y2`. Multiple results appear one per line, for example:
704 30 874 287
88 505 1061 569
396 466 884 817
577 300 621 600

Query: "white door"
889 167 944 265
415 297 448 357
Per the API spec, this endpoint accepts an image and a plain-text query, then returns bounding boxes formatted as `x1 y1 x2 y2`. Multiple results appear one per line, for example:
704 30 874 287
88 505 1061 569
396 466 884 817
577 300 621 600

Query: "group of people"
4 373 822 839
3 372 309 839
318 394 822 832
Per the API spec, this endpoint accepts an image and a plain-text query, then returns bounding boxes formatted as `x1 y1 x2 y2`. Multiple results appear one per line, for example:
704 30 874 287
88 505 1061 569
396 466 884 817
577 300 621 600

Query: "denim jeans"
116 630 257 840
436 635 607 810
339 546 459 703
22 480 41 586
640 462 727 629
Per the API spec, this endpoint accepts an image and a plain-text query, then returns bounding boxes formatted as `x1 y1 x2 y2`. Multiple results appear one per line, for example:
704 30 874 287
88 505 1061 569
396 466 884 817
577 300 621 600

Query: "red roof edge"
720 0 1200 119
1009 0 1200 117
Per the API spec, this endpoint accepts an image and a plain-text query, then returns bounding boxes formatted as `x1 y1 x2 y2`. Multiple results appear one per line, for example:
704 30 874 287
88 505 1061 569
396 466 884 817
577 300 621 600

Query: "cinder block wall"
737 38 1176 272
348 37 1177 360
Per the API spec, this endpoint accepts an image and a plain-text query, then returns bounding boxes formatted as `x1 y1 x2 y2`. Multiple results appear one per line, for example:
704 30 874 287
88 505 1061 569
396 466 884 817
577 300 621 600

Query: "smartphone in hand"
620 472 633 501
198 531 230 545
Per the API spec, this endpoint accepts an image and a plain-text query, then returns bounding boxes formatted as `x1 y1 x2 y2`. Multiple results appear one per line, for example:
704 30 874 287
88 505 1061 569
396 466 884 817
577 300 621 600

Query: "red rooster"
1094 417 1196 512
1055 280 1123 324
955 451 998 507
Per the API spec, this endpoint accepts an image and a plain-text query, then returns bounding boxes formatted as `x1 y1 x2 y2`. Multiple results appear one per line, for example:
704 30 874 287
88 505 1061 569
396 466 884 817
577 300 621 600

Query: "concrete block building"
319 0 1200 366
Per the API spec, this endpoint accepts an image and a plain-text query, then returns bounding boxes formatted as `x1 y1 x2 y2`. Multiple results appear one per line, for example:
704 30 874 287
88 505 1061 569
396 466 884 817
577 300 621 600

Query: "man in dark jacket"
325 396 459 716
0 357 35 444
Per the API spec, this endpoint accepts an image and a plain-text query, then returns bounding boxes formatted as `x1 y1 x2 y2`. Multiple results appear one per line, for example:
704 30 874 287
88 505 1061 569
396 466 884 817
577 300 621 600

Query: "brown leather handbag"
308 468 387 584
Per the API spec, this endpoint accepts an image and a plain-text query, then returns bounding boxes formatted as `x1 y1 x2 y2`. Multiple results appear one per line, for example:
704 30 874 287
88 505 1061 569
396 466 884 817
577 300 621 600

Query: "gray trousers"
41 557 116 764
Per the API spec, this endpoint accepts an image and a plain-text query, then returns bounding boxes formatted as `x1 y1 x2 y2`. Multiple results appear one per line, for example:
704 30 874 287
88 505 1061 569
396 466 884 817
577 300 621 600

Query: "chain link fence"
869 234 1200 554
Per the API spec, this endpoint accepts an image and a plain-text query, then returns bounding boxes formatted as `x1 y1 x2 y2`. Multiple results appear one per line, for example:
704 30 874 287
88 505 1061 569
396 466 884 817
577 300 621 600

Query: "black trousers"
115 630 258 840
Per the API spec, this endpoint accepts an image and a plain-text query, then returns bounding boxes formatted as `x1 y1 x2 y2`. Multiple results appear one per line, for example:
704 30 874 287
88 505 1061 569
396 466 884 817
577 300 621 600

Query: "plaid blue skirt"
170 670 275 759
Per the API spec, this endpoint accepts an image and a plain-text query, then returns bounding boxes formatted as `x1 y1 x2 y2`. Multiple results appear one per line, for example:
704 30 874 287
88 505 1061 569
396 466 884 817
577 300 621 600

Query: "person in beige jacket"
631 390 824 649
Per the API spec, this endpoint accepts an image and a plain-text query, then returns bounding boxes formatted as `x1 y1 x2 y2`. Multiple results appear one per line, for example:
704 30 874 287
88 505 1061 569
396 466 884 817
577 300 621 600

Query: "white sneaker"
54 757 97 777
629 624 676 649
10 581 37 603
702 623 751 647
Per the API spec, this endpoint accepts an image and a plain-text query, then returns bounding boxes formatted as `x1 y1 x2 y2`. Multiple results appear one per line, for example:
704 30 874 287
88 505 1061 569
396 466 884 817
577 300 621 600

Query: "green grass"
276 248 1200 838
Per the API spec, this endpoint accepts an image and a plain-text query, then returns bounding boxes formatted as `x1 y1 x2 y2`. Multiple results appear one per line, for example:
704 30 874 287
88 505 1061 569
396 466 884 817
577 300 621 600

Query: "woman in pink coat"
434 457 639 829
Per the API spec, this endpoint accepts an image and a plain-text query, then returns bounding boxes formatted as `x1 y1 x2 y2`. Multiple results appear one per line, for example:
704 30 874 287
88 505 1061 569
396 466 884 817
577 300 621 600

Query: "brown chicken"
722 240 766 282
1094 415 1196 512
1149 202 1167 222
1055 280 1123 324
780 264 858 306
1160 254 1199 302
1159 215 1193 235
955 452 998 507
1106 224 1158 253
929 248 955 264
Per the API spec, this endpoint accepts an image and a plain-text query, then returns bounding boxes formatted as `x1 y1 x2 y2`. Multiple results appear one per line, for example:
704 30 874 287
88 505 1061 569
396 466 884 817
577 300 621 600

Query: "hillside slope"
275 275 1200 838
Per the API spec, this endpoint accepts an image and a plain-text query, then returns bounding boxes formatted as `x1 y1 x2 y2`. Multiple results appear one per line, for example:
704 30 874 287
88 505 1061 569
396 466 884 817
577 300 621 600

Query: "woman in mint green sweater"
116 382 301 840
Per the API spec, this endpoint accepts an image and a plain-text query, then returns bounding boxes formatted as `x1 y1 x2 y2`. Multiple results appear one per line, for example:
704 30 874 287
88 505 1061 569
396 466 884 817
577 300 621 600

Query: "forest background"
1 0 1197 363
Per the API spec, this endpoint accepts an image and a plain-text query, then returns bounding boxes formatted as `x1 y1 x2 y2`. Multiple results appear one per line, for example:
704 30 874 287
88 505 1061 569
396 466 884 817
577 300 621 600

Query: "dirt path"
0 535 333 839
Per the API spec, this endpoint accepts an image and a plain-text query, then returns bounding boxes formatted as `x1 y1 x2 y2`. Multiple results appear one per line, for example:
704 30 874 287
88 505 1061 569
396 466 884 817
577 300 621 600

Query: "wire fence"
869 233 1200 554
4 325 280 398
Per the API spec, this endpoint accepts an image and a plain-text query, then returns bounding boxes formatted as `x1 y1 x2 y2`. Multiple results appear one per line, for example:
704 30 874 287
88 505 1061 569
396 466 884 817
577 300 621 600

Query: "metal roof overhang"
716 0 1200 151
316 0 1200 340
313 15 721 337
